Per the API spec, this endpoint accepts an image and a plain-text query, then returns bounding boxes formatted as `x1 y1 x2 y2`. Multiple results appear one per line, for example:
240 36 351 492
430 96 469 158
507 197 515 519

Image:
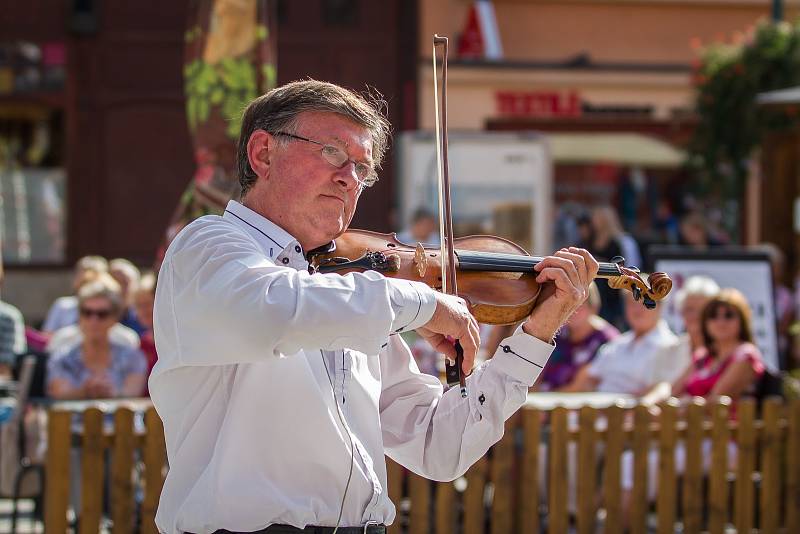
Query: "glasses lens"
321 145 347 167
709 307 736 320
320 144 377 187
81 308 112 319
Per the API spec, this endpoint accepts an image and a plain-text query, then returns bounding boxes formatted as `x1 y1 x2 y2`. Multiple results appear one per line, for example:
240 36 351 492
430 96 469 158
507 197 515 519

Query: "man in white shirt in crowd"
150 79 598 534
569 286 686 395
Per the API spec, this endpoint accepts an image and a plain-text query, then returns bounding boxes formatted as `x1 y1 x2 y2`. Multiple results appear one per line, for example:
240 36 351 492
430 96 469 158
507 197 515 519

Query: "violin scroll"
607 267 673 309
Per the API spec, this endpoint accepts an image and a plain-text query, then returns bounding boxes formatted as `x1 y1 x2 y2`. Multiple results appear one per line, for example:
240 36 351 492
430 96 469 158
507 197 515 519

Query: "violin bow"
433 35 467 397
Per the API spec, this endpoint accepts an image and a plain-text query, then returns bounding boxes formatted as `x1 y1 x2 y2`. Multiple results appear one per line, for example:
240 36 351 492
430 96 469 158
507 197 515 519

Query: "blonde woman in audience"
673 275 720 365
47 276 147 399
46 272 140 354
42 255 108 334
133 272 158 395
110 258 145 335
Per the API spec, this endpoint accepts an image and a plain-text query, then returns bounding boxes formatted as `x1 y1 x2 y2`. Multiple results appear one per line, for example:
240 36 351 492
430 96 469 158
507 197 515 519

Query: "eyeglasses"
273 131 378 188
79 307 114 320
708 308 737 321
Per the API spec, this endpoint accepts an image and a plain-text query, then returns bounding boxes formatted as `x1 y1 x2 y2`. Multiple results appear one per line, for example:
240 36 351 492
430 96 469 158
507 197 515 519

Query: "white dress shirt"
587 319 685 395
150 200 554 534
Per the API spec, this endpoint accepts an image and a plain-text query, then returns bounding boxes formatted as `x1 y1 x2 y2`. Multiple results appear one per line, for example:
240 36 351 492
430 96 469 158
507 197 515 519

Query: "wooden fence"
44 407 166 534
43 397 800 533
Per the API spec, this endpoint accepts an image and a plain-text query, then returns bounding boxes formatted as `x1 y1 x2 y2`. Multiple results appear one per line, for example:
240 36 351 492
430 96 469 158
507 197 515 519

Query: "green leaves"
183 57 261 139
690 20 800 199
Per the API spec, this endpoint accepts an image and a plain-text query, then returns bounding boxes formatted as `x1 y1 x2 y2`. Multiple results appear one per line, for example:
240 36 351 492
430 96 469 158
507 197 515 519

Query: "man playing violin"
150 79 599 534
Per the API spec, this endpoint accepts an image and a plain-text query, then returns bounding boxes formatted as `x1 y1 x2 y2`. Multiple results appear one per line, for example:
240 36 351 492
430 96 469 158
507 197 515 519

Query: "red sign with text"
495 91 581 118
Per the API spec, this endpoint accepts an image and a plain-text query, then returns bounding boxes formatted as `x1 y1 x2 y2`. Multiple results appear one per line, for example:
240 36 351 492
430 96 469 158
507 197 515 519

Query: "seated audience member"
568 288 686 395
671 287 765 403
46 272 140 355
673 275 720 365
0 264 26 379
536 282 619 391
47 277 147 399
42 255 108 334
396 207 440 246
109 258 145 335
620 288 765 522
133 272 157 395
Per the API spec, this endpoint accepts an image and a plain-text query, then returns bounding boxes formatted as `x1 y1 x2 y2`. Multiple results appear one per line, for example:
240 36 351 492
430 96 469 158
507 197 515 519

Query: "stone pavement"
0 498 39 534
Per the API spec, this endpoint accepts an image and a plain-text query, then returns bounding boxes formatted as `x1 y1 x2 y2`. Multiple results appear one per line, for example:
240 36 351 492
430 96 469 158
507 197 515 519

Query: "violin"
308 229 673 326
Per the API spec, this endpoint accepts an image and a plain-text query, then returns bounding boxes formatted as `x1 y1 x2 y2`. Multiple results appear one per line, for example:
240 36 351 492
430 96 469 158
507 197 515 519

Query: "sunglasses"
79 307 114 320
708 308 738 321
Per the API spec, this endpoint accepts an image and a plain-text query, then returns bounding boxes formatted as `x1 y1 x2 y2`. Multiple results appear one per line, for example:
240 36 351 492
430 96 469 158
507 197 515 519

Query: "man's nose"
333 161 362 190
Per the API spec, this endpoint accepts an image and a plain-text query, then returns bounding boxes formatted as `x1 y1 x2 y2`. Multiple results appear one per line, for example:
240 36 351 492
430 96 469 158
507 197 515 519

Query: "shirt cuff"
490 331 555 386
388 279 437 333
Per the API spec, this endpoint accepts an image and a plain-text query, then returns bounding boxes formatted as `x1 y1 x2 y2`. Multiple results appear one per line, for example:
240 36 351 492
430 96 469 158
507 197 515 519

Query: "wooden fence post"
385 459 404 534
788 398 800 532
630 405 650 534
408 472 430 534
141 407 166 534
490 416 516 533
79 408 105 534
683 398 705 534
657 399 678 534
735 398 757 532
463 456 488 534
603 404 625 532
759 397 782 534
548 407 569 534
434 478 456 534
44 409 71 534
111 408 135 534
576 406 596 534
519 408 541 534
708 398 730 534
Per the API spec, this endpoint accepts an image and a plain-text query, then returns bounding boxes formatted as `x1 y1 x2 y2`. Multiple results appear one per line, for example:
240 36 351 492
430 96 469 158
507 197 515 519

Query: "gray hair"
236 79 392 196
76 255 108 274
77 274 124 313
110 258 141 286
675 275 720 309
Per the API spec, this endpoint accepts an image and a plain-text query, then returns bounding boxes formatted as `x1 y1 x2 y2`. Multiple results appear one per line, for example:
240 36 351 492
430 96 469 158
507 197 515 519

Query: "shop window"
0 41 66 265
322 0 359 28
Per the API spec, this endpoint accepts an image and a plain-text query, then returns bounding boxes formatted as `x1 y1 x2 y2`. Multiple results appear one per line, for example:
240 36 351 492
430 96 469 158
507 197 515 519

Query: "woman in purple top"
535 282 619 391
47 276 147 399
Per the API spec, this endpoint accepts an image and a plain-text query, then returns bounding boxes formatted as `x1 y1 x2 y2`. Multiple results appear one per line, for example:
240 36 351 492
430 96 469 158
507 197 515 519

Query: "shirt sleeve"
379 329 553 482
158 221 439 366
388 279 437 333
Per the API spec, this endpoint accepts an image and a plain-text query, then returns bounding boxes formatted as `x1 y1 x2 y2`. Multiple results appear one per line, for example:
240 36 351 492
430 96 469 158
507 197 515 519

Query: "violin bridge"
414 243 428 277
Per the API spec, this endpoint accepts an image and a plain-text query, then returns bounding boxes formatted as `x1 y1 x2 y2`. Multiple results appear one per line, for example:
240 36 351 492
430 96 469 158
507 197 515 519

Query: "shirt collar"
223 200 308 269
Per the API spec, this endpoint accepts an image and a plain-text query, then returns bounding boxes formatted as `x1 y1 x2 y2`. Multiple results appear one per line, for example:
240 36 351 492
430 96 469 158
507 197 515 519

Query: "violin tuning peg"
611 256 626 266
632 285 642 301
643 296 656 310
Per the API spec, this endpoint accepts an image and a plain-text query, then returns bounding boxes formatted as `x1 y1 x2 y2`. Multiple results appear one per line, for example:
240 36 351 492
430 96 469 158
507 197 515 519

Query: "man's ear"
246 130 273 180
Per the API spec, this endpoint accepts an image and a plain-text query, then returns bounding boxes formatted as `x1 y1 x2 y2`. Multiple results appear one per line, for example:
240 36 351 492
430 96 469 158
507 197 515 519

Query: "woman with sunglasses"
47 276 147 400
671 288 765 402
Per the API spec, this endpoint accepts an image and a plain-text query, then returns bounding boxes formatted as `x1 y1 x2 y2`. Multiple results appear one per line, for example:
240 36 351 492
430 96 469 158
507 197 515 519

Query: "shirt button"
295 245 301 253
281 257 289 265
